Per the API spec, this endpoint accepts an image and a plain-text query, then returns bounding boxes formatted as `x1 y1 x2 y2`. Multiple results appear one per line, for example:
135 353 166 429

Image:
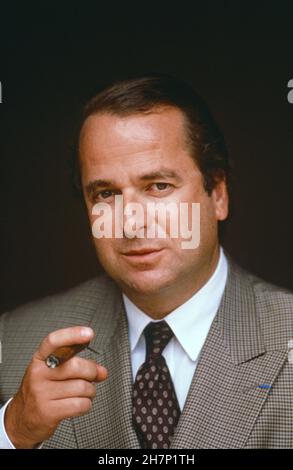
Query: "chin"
119 269 176 295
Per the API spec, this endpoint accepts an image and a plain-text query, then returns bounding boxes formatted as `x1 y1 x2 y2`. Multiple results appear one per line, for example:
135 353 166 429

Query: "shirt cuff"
0 398 16 448
0 398 43 449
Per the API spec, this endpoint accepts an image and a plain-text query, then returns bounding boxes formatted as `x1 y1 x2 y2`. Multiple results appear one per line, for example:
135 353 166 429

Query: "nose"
121 191 147 239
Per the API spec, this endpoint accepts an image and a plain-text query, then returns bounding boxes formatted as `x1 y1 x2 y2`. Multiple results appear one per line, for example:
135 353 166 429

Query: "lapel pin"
257 383 271 391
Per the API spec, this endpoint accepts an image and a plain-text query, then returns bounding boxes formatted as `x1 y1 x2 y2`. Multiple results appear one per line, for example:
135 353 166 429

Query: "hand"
5 326 108 448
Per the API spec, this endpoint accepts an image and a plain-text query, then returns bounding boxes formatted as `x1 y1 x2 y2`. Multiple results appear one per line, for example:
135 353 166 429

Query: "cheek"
89 203 117 239
198 201 219 244
92 238 116 265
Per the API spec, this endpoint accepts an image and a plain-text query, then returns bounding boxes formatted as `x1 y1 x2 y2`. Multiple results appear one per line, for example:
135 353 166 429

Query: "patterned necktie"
132 320 181 449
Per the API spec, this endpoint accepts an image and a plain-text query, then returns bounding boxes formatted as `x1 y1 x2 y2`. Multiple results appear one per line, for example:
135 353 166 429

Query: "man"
1 74 293 449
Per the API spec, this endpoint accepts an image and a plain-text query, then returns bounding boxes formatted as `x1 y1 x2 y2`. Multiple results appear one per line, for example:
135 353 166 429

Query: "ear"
211 178 229 221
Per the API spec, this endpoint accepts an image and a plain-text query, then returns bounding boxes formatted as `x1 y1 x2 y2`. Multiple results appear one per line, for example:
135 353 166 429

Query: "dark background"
1 2 293 314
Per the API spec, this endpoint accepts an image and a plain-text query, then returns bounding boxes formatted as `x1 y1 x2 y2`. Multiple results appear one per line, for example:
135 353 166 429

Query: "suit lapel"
171 257 287 448
72 280 141 448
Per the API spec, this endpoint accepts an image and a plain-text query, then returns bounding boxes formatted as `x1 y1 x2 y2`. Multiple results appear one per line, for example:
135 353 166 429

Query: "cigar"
45 342 90 368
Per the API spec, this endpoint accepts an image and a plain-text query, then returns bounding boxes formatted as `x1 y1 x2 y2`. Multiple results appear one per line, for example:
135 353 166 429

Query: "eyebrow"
85 168 183 197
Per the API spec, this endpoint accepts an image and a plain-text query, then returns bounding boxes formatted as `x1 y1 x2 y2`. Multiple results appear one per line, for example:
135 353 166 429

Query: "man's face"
79 107 228 297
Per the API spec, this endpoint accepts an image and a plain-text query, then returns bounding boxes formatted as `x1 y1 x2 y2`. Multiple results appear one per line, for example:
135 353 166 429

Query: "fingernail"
81 327 93 337
98 365 108 374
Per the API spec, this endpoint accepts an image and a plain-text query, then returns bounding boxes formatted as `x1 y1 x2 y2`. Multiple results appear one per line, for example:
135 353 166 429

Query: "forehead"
78 107 200 182
79 107 188 156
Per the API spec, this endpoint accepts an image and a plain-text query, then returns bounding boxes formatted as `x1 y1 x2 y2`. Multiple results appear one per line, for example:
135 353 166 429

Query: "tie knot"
144 320 174 359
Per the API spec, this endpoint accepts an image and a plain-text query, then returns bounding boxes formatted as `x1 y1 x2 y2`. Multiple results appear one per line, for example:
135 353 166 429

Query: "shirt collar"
123 246 228 362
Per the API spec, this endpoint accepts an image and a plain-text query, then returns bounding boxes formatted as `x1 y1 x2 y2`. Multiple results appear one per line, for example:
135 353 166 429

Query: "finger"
47 379 97 400
34 326 94 361
50 397 93 421
48 357 108 383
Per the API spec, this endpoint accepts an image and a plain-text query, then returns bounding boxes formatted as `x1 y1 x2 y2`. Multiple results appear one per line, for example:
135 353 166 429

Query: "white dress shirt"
0 246 228 448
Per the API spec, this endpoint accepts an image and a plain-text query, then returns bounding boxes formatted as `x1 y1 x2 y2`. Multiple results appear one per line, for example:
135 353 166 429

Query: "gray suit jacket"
1 254 293 448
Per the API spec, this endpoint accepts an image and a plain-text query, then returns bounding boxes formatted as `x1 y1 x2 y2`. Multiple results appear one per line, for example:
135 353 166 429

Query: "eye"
152 182 172 191
94 190 115 200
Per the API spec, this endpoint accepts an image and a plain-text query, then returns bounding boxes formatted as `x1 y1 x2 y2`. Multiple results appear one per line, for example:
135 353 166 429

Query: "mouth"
121 248 165 262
